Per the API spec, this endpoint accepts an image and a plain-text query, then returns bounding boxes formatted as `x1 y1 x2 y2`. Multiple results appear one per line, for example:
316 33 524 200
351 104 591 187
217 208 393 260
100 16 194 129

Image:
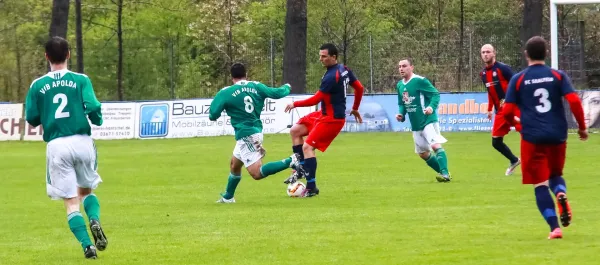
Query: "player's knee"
302 143 315 154
63 197 81 214
78 188 92 198
247 167 262 180
534 180 549 188
418 151 430 160
290 124 307 138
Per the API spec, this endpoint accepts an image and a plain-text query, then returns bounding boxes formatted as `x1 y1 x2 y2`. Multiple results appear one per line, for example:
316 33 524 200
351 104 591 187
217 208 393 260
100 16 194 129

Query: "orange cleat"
556 192 572 227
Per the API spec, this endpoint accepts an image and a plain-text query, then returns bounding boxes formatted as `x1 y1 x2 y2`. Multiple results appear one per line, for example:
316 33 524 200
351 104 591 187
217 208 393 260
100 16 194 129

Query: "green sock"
425 153 441 173
83 194 100 222
221 173 241 199
68 211 93 250
259 157 293 179
435 148 449 175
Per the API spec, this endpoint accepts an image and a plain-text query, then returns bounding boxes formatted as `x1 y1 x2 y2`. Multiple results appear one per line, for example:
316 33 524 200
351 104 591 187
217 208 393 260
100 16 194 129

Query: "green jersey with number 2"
209 80 291 140
25 69 103 143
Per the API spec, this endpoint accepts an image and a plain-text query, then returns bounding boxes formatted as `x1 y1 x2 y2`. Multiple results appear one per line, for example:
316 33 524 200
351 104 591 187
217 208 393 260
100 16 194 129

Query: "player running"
25 37 107 259
283 43 365 197
480 44 522 176
503 36 588 239
209 63 305 203
396 59 451 182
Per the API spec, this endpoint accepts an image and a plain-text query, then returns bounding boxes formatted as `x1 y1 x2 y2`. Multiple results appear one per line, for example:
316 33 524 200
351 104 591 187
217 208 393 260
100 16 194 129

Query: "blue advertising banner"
342 93 494 132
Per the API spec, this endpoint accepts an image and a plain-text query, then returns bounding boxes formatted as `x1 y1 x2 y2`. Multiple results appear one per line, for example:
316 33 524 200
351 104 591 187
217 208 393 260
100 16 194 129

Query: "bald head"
480 44 496 65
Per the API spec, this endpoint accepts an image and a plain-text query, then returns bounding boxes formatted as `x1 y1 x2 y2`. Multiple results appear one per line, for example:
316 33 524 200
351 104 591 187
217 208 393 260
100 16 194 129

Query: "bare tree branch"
84 19 117 32
82 4 117 12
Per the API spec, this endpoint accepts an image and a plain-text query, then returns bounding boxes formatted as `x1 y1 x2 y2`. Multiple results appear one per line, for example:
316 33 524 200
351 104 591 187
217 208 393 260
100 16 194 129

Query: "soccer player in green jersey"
395 59 451 182
209 63 305 203
24 37 107 259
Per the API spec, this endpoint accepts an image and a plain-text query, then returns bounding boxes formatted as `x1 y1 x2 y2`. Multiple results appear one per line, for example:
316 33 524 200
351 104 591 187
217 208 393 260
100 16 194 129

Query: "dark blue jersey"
505 64 576 144
319 64 357 119
480 61 514 112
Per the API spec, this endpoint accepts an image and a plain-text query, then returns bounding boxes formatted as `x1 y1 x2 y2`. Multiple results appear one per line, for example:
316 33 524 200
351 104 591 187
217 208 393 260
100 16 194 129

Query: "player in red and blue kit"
480 44 521 176
284 43 365 197
503 36 588 239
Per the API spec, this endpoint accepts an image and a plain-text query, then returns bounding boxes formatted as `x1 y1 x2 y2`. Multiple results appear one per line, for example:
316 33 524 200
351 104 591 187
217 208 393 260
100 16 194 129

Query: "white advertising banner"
134 96 316 139
0 104 23 141
91 102 137 140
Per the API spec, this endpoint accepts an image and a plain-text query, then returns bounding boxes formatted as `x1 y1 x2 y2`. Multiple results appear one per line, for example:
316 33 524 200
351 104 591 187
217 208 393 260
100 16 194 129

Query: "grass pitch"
1 132 599 265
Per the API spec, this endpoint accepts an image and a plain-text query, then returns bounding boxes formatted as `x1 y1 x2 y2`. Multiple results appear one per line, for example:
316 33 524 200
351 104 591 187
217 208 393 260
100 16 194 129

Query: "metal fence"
1 21 599 102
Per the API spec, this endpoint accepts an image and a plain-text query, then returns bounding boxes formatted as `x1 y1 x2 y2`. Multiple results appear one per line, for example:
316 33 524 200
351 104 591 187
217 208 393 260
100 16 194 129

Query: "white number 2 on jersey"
534 88 552 113
244 96 254 113
53 93 70 119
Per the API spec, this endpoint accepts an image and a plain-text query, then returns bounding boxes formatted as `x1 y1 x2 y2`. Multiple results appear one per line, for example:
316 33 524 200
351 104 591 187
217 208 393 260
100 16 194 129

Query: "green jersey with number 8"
209 80 291 140
25 69 103 143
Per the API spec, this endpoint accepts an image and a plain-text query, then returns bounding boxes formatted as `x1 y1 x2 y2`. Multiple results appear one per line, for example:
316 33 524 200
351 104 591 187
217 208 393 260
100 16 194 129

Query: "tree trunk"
521 0 543 67
15 31 23 102
117 0 124 101
75 0 84 73
49 0 70 38
283 0 307 94
48 0 70 71
457 0 464 91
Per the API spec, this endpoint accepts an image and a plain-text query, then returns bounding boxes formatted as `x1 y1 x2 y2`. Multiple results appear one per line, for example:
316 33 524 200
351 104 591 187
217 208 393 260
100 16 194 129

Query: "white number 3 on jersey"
534 88 552 113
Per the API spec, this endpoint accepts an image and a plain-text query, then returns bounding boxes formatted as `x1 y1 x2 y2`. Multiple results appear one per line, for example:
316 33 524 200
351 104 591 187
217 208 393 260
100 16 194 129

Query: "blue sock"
549 176 567 196
292 145 304 162
534 186 560 231
304 157 317 190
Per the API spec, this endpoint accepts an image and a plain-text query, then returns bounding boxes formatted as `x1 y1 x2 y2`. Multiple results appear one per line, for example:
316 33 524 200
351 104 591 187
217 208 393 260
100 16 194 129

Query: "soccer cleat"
84 245 98 259
90 219 108 251
436 173 451 182
216 197 236 203
301 188 320 198
556 192 572 227
505 158 521 176
548 228 563 239
283 171 298 184
284 154 306 184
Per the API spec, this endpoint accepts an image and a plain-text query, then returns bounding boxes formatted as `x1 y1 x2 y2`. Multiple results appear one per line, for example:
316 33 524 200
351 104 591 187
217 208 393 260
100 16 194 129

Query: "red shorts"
492 109 521 137
520 140 566 185
297 111 345 152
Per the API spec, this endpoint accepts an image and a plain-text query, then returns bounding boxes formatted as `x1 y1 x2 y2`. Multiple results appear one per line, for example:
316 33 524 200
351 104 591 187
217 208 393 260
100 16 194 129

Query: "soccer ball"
286 181 306 197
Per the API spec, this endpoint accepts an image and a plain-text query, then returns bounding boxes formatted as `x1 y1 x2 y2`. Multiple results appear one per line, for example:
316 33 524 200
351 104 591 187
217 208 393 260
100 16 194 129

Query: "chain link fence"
1 21 599 102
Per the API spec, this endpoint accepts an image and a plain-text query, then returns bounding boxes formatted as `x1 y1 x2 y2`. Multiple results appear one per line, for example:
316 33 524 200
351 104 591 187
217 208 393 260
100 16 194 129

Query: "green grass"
1 132 600 265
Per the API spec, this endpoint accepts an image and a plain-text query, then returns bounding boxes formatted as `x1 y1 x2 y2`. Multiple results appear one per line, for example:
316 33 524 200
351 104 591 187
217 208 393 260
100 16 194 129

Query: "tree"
283 0 308 94
521 0 544 67
75 0 84 73
320 0 372 66
49 0 70 38
48 0 70 72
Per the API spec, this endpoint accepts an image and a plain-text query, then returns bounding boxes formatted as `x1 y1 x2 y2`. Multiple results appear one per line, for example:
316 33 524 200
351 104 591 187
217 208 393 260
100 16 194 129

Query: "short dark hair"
525 36 547 61
400 58 414 66
45 36 70 64
230 63 246 79
319 43 338 58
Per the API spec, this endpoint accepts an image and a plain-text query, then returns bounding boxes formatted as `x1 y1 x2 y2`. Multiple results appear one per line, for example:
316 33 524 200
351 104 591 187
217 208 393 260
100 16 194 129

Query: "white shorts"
233 133 266 167
412 122 447 154
46 134 102 200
